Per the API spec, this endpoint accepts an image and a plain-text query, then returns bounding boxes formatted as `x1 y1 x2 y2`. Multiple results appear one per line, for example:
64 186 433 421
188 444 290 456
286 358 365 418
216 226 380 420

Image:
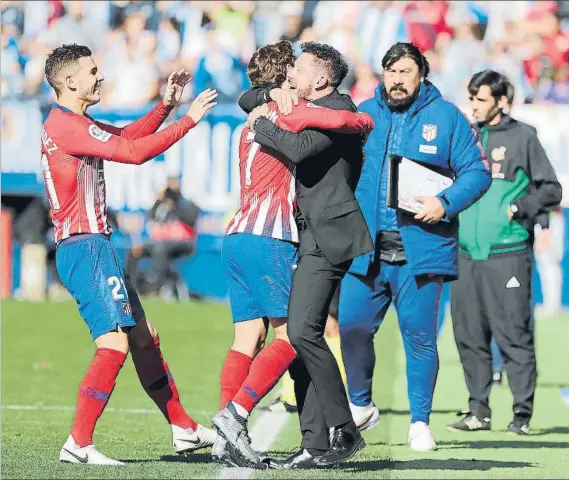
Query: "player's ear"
65 74 77 92
315 74 328 90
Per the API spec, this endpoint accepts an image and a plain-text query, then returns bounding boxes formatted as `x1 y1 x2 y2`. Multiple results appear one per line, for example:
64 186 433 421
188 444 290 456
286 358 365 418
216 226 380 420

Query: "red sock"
220 350 253 409
233 340 296 413
131 335 197 430
71 348 126 447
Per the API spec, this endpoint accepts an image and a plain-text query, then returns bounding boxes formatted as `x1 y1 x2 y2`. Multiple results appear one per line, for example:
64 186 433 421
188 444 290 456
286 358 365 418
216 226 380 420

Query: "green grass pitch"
1 299 568 479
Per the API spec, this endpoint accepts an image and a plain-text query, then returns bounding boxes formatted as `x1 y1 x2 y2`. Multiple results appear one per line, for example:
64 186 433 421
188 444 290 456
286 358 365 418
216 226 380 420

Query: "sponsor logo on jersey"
88 124 112 143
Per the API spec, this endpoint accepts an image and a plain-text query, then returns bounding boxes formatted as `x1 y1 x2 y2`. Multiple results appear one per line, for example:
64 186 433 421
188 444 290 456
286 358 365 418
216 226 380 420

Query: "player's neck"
56 95 89 116
306 87 335 101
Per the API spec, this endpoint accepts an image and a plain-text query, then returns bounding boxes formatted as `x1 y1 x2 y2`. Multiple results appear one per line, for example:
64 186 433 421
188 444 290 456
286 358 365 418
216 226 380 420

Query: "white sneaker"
172 424 217 455
408 421 437 451
59 435 124 465
350 401 381 432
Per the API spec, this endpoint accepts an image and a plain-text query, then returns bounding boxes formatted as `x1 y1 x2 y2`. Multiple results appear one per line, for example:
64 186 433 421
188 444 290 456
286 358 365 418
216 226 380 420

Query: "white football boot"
408 421 437 451
59 435 124 465
172 424 217 455
350 401 381 432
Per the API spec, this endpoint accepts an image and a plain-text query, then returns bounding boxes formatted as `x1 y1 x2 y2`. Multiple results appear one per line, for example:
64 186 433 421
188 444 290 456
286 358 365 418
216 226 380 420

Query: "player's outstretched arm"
64 89 217 165
279 102 375 134
94 70 192 140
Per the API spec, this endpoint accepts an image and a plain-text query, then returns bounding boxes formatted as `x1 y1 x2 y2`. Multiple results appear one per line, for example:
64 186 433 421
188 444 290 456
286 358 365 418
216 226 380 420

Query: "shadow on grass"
379 408 461 416
344 459 535 472
531 426 569 436
436 440 568 449
120 453 214 464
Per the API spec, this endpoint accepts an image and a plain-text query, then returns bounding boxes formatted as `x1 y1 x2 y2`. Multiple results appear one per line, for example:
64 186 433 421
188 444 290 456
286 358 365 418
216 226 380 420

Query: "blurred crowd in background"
2 0 569 108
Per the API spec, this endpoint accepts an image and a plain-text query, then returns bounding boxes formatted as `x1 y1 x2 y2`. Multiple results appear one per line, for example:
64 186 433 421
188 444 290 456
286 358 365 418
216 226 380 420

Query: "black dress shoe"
262 449 322 469
316 422 365 467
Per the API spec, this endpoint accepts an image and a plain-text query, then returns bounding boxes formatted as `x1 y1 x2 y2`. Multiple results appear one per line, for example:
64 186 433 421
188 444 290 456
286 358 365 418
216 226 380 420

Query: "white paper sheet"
396 157 453 214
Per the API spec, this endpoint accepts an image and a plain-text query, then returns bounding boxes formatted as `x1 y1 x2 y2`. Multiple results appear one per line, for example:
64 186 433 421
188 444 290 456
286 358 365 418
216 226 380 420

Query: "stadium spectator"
449 70 562 436
125 176 200 300
193 27 249 103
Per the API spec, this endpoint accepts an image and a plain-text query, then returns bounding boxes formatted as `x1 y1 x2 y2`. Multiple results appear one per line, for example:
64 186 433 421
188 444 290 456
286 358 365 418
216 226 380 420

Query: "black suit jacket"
242 88 373 265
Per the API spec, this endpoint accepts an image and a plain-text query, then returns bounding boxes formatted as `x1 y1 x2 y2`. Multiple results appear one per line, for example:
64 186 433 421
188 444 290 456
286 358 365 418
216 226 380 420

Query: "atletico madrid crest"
422 124 438 142
122 301 132 315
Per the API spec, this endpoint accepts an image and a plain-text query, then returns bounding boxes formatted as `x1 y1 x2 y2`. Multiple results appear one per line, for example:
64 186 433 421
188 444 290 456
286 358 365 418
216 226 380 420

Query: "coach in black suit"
241 42 373 469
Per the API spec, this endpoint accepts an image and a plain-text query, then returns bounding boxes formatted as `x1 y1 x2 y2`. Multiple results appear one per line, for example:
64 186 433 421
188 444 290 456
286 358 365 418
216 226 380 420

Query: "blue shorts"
56 234 145 340
223 233 298 322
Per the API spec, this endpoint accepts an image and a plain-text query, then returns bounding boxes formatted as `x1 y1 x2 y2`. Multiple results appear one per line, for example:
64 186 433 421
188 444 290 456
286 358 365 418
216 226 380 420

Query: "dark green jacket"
459 115 562 260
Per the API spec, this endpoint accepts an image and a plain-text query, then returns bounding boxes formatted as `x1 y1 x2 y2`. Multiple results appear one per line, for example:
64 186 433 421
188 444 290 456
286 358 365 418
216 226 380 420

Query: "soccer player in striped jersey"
211 41 374 468
41 44 218 465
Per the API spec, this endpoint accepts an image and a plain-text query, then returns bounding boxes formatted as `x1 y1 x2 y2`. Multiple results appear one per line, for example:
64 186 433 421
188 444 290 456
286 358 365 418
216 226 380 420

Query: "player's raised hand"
163 69 192 107
270 88 298 115
187 88 218 123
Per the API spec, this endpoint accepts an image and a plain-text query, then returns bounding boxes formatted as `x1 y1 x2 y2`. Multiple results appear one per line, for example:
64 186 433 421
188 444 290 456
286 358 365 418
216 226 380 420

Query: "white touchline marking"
217 411 290 480
560 389 569 407
1 404 212 416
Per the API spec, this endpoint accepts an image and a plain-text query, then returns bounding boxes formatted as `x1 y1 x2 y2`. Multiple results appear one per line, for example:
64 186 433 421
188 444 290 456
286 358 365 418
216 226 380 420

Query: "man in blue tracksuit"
338 43 491 452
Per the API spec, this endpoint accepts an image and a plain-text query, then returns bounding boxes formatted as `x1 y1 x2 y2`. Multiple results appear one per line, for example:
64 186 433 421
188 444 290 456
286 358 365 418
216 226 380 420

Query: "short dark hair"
247 40 296 88
300 41 349 88
382 42 430 78
468 70 509 101
45 44 92 96
506 80 515 105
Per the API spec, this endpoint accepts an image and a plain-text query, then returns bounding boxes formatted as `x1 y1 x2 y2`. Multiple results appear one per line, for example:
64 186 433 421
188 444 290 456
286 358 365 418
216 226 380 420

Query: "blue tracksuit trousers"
339 261 443 424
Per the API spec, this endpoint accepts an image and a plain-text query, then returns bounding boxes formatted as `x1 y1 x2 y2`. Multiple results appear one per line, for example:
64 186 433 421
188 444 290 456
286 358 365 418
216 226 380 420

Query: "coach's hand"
414 196 446 224
163 69 192 107
187 89 218 123
270 88 298 115
247 104 270 130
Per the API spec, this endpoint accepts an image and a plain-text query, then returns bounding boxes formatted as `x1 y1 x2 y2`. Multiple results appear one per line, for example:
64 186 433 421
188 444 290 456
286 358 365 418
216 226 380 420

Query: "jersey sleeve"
279 101 375 134
92 102 172 140
56 114 195 165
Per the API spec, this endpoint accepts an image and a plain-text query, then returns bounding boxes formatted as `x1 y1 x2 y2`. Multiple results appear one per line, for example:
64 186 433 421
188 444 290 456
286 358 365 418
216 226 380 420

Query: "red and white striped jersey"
41 102 174 243
225 100 375 243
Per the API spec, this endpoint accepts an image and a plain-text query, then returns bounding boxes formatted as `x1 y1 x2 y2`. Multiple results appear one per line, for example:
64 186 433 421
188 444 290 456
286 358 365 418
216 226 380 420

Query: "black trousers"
287 227 353 450
451 250 537 421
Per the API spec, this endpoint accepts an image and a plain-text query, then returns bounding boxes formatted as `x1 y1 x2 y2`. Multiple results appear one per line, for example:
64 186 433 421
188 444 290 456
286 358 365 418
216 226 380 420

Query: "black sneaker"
492 370 504 386
447 412 491 432
507 419 530 435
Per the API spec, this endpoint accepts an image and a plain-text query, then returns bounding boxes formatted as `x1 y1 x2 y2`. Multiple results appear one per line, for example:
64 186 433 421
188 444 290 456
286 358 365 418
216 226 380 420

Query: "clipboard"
387 155 454 220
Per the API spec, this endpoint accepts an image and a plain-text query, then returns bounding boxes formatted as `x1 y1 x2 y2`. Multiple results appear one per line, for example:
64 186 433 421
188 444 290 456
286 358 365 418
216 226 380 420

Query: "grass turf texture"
1 299 568 479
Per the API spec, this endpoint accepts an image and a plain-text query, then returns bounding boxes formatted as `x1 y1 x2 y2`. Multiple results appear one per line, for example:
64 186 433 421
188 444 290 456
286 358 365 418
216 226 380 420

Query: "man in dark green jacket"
449 70 562 435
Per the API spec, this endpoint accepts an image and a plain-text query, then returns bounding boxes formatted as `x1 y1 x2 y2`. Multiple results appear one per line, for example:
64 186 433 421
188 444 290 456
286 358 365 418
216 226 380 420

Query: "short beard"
294 86 312 100
382 85 420 112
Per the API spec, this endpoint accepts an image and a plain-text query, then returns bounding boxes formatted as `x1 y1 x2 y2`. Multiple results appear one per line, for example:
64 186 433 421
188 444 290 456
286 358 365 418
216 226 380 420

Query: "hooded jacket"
350 81 491 279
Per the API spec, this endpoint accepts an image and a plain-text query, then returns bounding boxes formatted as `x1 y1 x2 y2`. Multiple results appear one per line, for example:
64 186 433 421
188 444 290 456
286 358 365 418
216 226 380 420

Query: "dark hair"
247 40 296 88
300 41 349 88
506 80 515 105
45 44 92 95
468 70 509 101
382 42 430 78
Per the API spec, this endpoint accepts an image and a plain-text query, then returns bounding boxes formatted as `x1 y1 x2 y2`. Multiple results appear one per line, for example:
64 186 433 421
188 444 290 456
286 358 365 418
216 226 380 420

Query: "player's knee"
232 319 266 357
95 330 130 354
